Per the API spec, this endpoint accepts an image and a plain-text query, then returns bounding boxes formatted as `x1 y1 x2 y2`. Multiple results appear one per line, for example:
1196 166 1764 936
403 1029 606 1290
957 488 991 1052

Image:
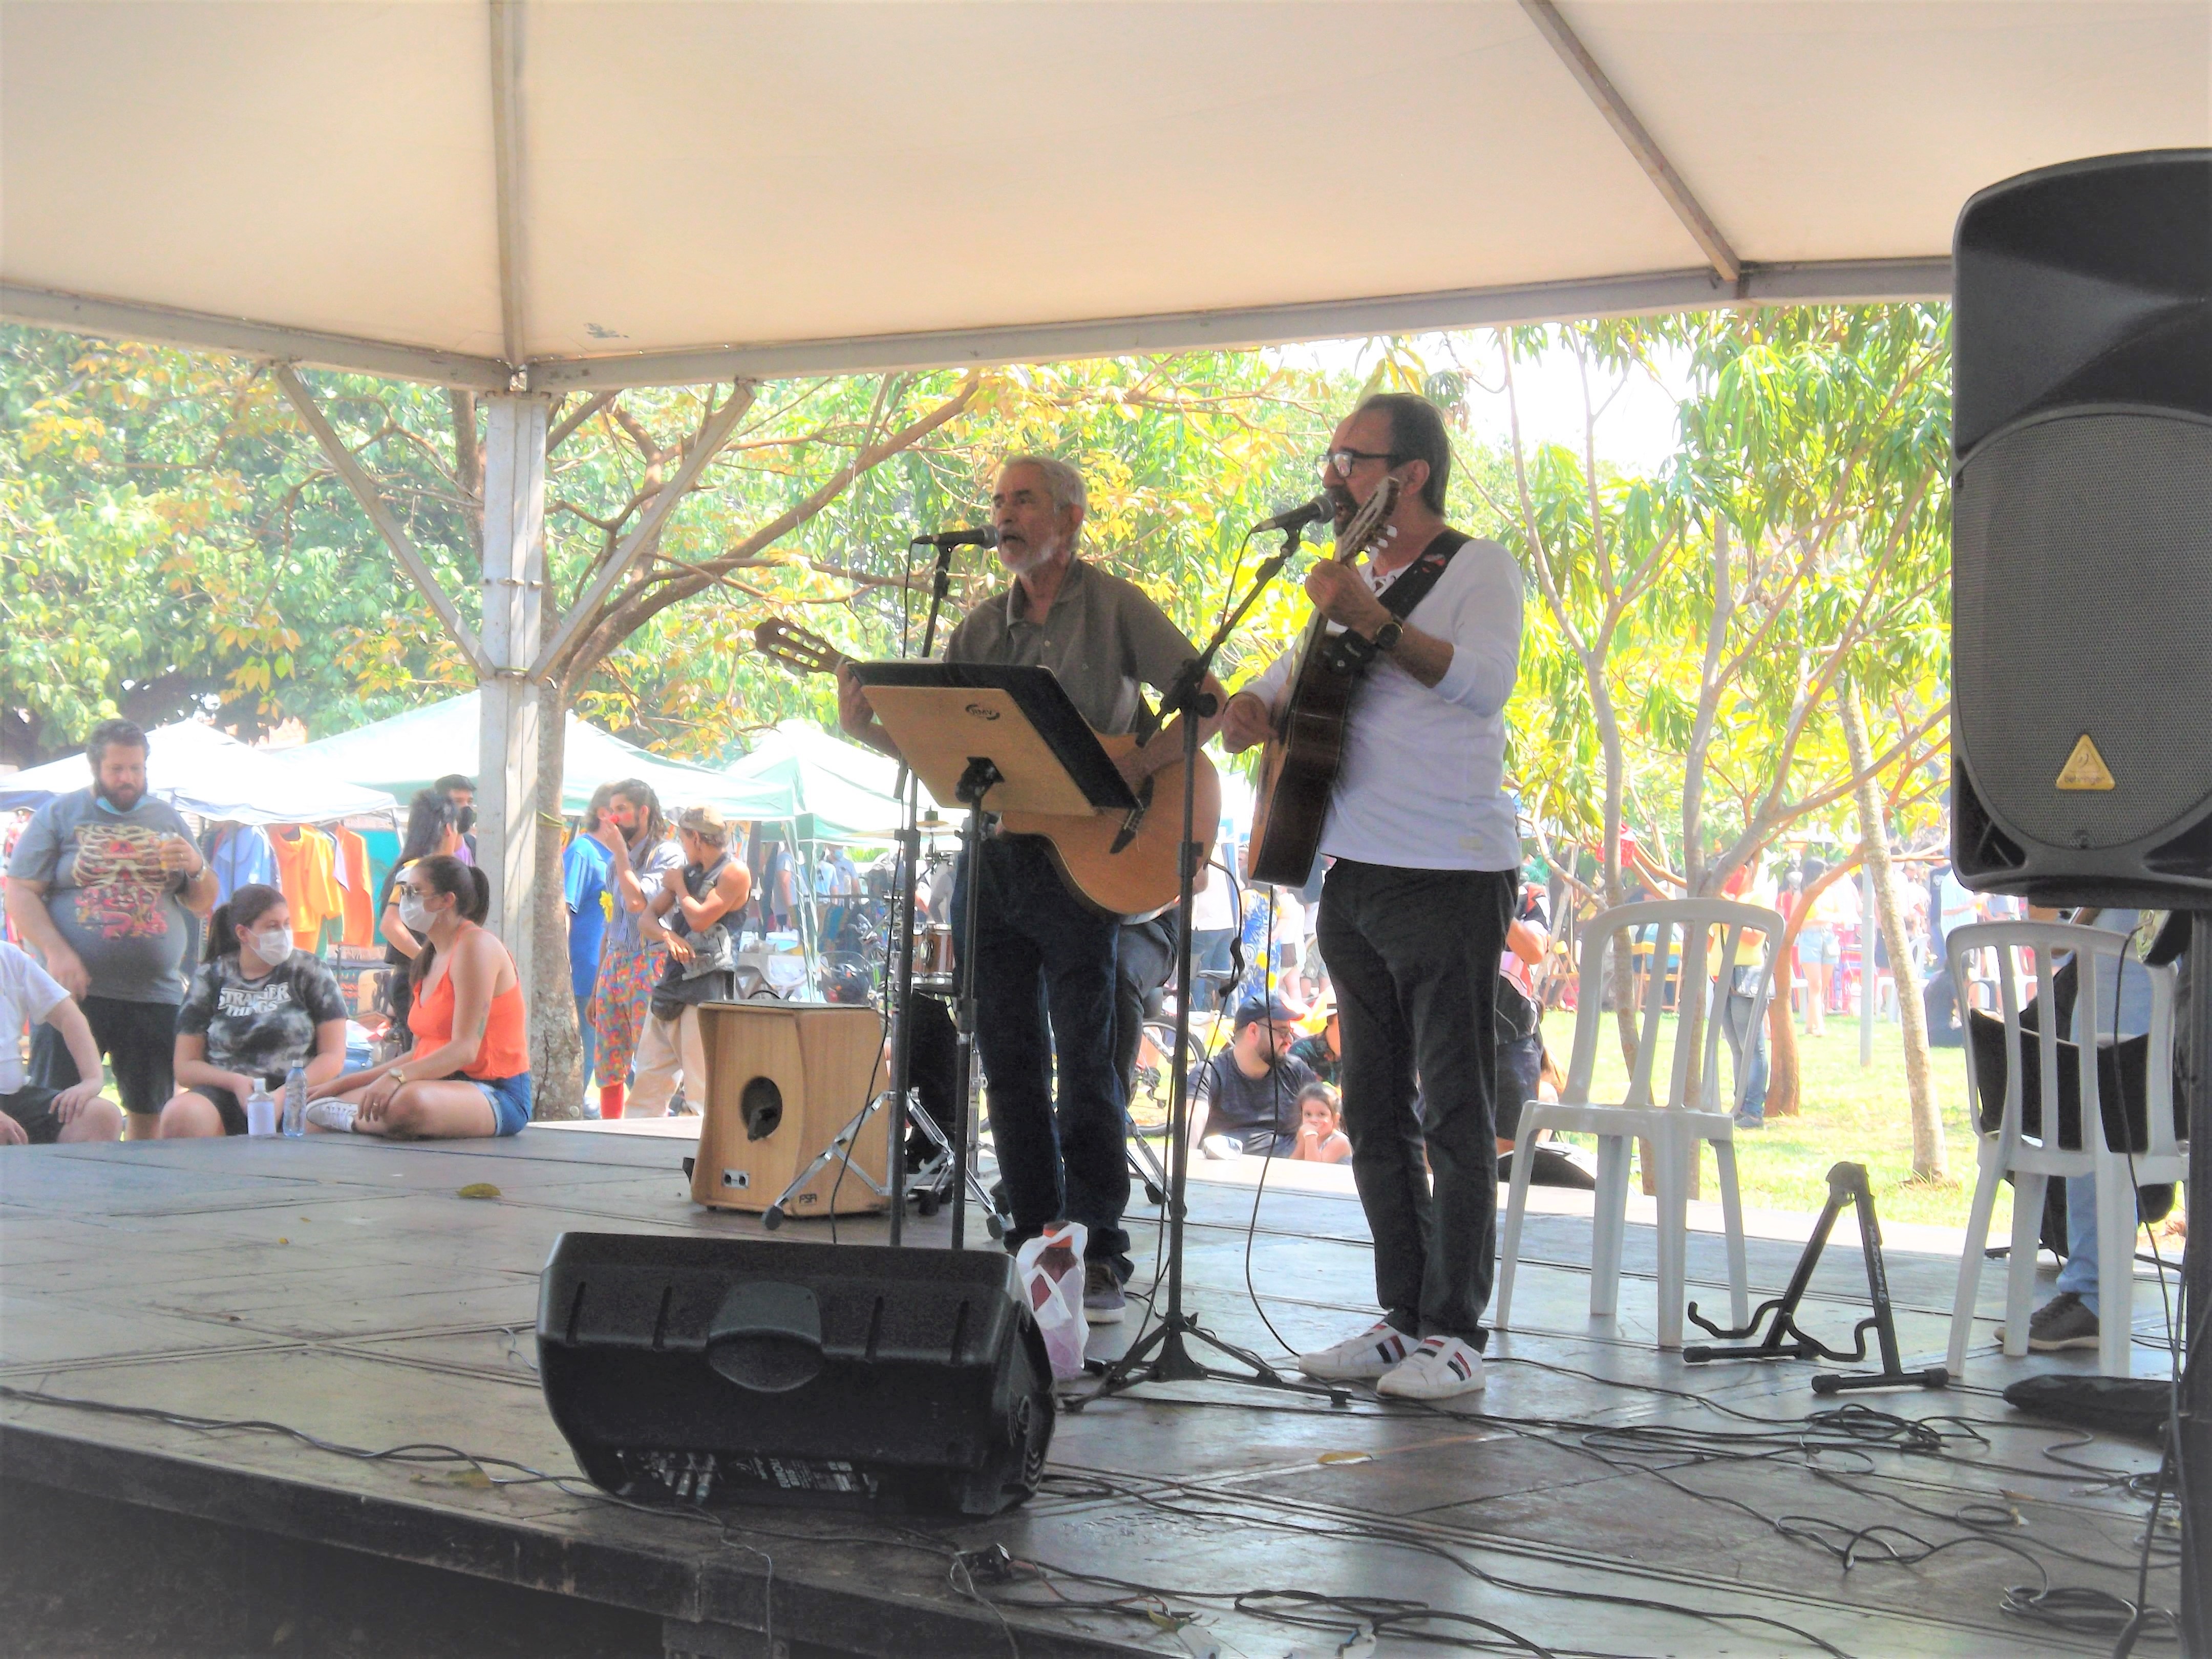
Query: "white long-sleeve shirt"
1242 535 1523 873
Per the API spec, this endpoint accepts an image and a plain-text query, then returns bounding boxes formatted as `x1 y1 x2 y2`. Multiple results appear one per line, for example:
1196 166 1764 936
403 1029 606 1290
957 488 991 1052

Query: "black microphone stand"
1091 524 1348 1407
883 539 955 1246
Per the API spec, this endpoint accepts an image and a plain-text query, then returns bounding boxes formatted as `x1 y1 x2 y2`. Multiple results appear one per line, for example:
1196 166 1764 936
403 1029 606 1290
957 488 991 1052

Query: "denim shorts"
1798 925 1838 967
469 1073 532 1136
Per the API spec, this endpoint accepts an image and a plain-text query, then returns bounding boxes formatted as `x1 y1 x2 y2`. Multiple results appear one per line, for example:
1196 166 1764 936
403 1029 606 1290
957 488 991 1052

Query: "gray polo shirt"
944 556 1195 735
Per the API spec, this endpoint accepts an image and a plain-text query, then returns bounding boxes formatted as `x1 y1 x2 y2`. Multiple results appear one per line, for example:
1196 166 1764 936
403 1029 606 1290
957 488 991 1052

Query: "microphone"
911 526 999 548
1251 494 1332 535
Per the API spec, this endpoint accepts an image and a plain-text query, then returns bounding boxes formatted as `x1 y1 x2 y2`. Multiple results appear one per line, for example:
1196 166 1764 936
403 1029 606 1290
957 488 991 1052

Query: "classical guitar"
1244 477 1401 886
753 619 1220 922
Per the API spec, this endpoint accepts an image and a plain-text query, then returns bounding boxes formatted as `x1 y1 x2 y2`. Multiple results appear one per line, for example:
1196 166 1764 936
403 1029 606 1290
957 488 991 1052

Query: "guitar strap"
1321 528 1470 675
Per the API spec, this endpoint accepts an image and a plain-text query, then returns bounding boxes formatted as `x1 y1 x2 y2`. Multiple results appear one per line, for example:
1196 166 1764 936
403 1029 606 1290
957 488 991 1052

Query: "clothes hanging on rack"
270 827 345 948
205 824 279 905
335 826 376 946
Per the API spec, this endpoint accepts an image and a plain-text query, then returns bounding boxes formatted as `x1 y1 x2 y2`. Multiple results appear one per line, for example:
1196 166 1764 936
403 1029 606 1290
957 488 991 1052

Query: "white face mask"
246 926 293 969
398 893 433 934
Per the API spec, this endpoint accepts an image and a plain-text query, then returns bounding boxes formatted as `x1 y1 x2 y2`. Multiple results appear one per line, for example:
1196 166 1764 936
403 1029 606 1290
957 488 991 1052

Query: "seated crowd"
1 721 530 1147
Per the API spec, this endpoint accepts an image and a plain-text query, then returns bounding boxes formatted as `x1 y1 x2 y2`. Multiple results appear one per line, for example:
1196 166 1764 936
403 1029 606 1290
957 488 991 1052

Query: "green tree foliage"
0 326 478 762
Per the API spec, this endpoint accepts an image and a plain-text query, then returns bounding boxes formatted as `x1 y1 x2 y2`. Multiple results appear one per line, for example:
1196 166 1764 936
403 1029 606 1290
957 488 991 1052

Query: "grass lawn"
1568 1008 2001 1234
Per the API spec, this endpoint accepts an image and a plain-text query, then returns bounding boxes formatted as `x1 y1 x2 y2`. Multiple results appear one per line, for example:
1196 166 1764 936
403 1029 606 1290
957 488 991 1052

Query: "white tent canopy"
4 3 2204 393
0 720 397 824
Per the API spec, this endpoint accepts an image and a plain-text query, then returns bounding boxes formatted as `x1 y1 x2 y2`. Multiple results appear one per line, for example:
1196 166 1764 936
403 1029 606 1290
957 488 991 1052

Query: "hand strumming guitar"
1303 561 1393 639
1221 692 1274 754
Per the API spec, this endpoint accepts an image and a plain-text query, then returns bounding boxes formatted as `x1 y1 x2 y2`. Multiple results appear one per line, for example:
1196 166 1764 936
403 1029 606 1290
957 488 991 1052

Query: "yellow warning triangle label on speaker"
2055 733 2116 792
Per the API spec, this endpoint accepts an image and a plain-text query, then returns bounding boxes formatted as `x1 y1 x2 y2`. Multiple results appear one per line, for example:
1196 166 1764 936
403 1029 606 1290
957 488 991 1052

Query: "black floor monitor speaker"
1950 148 2212 906
537 1234 1053 1516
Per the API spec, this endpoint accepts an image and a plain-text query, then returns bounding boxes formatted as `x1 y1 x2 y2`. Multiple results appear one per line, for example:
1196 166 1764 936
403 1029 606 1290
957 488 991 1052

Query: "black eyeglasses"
1317 448 1406 478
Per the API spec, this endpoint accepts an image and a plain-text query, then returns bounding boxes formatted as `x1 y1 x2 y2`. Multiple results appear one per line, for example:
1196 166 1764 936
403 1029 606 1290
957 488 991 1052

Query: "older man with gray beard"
838 454 1225 1323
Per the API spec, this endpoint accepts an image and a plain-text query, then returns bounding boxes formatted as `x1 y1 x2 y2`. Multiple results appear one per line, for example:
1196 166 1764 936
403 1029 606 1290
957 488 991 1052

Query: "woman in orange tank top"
306 855 532 1138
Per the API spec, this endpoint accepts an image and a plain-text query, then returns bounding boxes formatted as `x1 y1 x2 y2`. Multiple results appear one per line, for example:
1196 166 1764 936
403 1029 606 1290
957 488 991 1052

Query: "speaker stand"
2177 910 2209 1651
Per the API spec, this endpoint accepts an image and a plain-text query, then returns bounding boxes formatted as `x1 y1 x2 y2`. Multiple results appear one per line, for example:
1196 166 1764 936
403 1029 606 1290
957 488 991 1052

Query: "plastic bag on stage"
1014 1221 1088 1380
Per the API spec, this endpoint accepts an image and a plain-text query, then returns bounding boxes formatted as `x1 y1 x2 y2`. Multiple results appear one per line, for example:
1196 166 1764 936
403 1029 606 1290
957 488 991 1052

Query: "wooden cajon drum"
690 1002 889 1216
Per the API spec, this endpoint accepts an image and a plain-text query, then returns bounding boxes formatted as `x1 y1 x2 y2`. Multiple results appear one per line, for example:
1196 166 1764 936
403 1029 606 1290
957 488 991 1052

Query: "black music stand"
853 662 1136 1249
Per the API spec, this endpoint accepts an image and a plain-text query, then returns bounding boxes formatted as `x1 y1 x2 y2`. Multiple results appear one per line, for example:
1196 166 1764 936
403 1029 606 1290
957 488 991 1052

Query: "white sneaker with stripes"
1375 1335 1486 1400
1296 1320 1416 1381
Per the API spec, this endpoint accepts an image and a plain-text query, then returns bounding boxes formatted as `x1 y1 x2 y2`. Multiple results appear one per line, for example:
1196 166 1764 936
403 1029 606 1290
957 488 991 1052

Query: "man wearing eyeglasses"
1221 393 1524 1401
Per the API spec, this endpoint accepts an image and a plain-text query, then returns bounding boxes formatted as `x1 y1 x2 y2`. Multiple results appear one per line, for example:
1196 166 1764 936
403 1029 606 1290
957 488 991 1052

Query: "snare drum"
918 925 956 978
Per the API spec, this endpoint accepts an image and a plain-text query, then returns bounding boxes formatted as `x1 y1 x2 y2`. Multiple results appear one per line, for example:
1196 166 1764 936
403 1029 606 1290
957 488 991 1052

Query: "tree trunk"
526 670 585 1119
1763 858 1859 1118
1838 683 1947 1182
1590 671 1639 1072
1766 990 1800 1118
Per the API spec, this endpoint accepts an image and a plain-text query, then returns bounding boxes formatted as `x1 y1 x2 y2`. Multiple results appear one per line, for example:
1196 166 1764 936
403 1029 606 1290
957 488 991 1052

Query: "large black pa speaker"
1950 149 2212 906
537 1234 1053 1516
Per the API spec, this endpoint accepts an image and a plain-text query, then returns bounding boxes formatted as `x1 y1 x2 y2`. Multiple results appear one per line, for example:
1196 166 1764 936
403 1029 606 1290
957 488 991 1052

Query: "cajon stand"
852 663 1138 1249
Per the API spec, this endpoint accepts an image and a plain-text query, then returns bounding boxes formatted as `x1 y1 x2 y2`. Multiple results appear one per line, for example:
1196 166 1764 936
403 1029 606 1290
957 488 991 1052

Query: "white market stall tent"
0 719 396 824
289 692 792 822
726 720 917 844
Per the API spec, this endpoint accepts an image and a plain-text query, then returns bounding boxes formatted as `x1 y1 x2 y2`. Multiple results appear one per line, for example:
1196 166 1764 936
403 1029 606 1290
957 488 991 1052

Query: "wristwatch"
1370 618 1405 655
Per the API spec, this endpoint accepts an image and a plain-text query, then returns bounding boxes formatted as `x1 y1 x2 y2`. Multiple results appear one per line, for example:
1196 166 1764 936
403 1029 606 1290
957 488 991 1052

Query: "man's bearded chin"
95 780 143 811
1001 531 1064 577
1325 484 1359 526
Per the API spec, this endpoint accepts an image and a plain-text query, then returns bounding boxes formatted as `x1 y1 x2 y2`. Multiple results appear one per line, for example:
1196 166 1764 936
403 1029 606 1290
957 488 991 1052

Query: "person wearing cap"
626 806 751 1120
1289 996 1342 1088
1189 994 1318 1159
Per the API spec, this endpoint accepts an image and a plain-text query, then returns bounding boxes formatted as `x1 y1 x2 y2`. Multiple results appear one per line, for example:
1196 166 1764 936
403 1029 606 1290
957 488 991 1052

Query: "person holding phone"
4 719 216 1137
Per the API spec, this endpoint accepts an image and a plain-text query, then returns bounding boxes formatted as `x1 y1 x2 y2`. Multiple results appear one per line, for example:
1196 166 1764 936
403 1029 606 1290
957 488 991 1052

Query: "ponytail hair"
407 855 494 985
205 883 285 964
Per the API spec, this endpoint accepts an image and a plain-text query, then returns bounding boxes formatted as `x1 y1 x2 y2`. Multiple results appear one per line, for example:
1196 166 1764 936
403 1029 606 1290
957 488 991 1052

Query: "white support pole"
477 395 551 987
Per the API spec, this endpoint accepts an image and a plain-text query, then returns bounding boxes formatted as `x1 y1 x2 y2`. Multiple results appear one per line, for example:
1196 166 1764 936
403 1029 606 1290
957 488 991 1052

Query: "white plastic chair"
1944 921 2189 1378
1497 899 1783 1349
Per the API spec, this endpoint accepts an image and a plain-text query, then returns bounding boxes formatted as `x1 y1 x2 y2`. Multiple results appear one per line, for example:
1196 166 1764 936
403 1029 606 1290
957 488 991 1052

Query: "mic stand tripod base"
1079 1311 1349 1410
1079 530 1349 1411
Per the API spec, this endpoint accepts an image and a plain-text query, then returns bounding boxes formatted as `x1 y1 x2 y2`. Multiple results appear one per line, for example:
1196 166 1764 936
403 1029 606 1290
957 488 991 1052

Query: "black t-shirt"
1189 1049 1318 1156
176 955 347 1086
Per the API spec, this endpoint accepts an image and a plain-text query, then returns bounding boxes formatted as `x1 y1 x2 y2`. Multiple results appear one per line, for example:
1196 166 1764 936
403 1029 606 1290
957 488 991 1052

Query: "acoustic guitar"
754 619 1220 922
1244 478 1401 886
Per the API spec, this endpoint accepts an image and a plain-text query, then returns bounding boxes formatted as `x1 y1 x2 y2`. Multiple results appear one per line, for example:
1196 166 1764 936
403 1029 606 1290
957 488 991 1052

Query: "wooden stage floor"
0 1125 2184 1657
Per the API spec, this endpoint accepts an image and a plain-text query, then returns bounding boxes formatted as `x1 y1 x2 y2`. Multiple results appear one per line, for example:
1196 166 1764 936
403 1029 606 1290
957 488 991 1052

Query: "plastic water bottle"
244 1085 277 1137
282 1066 306 1138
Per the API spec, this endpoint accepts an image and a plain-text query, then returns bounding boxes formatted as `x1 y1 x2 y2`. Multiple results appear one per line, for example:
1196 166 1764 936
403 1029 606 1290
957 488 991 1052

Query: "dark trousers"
1316 860 1514 1344
31 995 179 1119
955 836 1130 1273
1112 917 1176 1104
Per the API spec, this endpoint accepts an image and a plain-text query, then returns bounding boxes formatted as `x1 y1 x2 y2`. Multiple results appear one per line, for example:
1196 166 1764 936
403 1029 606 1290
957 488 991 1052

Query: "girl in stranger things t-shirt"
161 884 348 1137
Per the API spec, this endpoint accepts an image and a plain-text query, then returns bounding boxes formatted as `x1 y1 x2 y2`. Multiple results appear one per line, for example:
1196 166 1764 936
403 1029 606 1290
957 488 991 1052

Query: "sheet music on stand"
852 662 1137 817
850 660 1134 1250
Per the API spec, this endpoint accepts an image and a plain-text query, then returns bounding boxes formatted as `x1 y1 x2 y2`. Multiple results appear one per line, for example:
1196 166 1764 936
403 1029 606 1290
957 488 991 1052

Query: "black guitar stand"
1683 1160 1949 1395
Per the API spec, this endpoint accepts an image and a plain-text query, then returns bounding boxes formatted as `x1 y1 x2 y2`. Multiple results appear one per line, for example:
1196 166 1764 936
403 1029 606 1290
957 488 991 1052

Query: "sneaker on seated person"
2027 1290 2099 1351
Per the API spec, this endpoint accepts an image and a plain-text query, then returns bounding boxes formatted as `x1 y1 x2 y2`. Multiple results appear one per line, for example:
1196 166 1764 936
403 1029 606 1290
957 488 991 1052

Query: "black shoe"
1082 1262 1126 1325
2027 1291 2100 1351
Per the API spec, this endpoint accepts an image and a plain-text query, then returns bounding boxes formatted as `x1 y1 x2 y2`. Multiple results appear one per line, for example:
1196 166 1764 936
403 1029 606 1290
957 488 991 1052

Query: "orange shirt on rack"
335 827 376 946
270 828 346 948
